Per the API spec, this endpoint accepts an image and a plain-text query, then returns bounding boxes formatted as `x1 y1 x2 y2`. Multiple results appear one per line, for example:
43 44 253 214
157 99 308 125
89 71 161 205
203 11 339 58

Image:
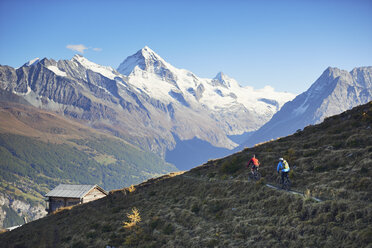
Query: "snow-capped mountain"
24 58 40 67
118 46 294 137
0 47 295 169
240 66 372 148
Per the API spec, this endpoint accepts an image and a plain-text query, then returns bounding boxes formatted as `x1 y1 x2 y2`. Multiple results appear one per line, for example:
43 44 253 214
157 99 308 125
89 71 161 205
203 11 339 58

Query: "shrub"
163 223 175 235
314 165 327 173
255 178 265 186
325 161 341 170
220 174 228 180
354 178 371 191
150 216 161 230
108 233 126 246
360 167 368 174
333 142 344 149
191 203 200 214
208 201 224 214
102 224 113 232
124 234 138 246
206 238 219 247
207 173 215 178
123 207 141 229
220 157 242 174
359 228 372 243
85 231 97 239
124 227 146 246
303 149 319 157
71 241 86 248
111 206 122 214
61 236 72 243
127 185 136 193
90 223 100 229
285 148 296 164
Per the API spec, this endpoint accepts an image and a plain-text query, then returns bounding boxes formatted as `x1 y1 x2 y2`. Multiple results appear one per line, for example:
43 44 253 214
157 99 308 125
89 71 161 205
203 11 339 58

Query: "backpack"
283 160 290 170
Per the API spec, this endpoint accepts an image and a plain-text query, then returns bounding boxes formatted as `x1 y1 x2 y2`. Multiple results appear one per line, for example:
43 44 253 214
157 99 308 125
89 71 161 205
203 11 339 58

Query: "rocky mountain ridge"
240 66 372 148
0 192 45 229
0 47 295 165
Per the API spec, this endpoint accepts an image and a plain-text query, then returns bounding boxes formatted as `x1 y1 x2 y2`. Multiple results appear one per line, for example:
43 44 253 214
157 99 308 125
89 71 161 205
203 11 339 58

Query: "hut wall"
82 188 106 203
48 197 81 213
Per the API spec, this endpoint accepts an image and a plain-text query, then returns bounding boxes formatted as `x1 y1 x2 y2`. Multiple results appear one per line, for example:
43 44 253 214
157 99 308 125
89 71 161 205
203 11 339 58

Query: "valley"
0 101 176 228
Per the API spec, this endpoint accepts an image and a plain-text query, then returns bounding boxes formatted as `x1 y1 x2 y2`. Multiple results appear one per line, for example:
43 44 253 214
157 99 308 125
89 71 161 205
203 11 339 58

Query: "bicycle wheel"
254 172 261 180
277 177 282 187
283 178 291 191
248 173 254 181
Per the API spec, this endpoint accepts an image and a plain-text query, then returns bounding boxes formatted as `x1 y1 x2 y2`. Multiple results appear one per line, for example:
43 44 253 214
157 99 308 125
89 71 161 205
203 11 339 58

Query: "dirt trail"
264 183 322 202
180 174 323 202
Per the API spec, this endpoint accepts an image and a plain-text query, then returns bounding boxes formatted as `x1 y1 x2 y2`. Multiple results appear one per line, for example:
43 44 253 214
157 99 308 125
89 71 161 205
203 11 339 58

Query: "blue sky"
0 0 371 94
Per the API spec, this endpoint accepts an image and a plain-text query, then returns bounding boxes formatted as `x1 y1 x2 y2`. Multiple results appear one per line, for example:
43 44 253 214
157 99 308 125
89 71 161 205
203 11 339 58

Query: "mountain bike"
249 167 261 181
278 173 291 190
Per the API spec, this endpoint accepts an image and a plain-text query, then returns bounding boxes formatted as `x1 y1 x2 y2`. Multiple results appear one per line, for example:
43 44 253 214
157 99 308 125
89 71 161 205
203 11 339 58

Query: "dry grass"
0 102 371 247
51 205 75 215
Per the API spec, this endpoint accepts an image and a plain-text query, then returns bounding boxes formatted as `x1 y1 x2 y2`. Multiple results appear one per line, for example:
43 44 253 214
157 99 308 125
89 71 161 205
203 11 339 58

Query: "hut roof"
45 184 107 199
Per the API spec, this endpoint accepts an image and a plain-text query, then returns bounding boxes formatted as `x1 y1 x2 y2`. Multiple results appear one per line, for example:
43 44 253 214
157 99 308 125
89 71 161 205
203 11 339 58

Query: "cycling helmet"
279 158 284 161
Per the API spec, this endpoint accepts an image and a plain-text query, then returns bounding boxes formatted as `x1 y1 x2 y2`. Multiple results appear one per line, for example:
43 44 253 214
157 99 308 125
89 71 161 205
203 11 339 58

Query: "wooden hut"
45 184 108 214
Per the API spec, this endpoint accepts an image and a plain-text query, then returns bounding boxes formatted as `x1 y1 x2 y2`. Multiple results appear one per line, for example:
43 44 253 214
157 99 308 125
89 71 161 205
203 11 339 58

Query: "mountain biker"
277 158 290 185
247 154 260 175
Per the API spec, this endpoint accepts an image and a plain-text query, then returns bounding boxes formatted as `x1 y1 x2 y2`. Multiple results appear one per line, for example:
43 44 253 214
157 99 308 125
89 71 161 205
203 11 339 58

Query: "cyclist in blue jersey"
277 158 290 185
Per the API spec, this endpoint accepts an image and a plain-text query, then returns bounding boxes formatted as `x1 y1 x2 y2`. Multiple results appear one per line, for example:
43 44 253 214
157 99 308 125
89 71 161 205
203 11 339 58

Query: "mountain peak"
212 71 238 88
24 58 40 67
322 66 349 79
214 72 226 81
141 46 156 54
307 66 351 95
71 54 118 80
138 46 165 64
73 54 84 59
72 54 88 64
117 46 169 76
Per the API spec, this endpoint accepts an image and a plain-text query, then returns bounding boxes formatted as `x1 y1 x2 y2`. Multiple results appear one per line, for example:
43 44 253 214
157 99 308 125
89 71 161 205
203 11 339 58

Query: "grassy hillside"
0 101 177 227
0 101 371 247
